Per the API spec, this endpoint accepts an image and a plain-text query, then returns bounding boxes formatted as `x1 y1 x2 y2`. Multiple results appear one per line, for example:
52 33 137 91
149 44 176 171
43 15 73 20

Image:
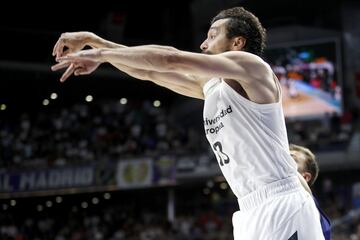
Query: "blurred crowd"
0 210 233 240
0 100 204 170
0 186 235 240
0 99 358 170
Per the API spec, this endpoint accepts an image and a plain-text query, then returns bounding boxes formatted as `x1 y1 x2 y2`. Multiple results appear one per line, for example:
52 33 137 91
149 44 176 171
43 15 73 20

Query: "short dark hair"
211 7 266 57
289 144 319 186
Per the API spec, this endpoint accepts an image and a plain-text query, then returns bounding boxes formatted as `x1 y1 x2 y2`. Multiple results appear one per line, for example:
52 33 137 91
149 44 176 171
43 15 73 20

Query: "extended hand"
51 56 101 82
52 31 95 60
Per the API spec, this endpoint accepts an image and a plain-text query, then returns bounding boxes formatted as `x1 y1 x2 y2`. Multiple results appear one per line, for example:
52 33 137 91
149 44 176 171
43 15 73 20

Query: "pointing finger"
51 61 71 71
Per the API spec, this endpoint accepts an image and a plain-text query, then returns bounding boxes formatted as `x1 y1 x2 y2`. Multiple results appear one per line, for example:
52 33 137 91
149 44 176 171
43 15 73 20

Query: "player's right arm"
52 32 204 99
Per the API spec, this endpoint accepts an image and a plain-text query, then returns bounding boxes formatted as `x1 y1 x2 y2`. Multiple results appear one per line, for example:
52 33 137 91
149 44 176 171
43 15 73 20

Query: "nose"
200 40 208 52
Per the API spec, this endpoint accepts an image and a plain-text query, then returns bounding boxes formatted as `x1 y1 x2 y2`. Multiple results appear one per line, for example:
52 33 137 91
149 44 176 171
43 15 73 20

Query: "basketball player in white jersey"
52 7 324 239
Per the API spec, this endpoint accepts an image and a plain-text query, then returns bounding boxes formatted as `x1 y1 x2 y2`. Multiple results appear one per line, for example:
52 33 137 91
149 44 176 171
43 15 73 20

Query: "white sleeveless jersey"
203 78 298 199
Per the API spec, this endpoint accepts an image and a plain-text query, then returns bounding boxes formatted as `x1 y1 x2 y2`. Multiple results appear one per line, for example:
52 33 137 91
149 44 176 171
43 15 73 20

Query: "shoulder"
219 51 272 77
219 51 267 65
219 52 278 103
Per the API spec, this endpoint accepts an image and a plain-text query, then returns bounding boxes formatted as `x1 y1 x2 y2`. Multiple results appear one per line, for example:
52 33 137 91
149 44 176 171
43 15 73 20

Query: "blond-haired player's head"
290 144 319 186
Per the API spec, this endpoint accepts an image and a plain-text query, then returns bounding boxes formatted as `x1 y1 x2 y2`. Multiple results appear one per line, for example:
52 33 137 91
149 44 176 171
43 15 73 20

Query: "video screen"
264 39 342 119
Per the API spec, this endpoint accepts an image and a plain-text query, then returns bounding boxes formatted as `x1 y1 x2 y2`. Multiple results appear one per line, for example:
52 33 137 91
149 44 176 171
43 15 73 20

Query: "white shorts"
233 176 325 240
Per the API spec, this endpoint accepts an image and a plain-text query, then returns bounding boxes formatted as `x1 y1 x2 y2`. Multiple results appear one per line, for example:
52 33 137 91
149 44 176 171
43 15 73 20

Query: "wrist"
85 32 104 48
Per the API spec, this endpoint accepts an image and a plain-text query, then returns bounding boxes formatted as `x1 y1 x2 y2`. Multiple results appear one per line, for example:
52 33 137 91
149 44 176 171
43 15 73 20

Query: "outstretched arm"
87 38 205 98
56 45 277 104
59 46 270 83
52 32 276 103
52 32 204 99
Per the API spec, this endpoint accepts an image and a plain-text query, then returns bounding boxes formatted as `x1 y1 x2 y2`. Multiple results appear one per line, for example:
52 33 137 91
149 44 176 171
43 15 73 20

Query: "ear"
302 172 312 184
232 36 246 51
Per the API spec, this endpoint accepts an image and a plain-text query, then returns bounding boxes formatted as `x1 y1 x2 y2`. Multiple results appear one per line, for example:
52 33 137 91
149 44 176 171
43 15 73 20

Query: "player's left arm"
58 45 272 87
